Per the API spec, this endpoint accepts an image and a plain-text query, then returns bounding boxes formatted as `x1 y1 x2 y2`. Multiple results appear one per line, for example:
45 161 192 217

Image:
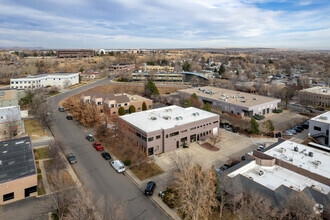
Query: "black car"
145 181 156 196
296 125 304 131
293 127 303 133
315 107 325 111
302 121 309 129
232 127 238 133
101 152 111 160
86 135 94 142
58 107 65 112
66 115 73 120
67 153 77 164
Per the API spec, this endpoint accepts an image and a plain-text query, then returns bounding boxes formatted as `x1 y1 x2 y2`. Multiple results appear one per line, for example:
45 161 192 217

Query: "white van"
110 160 125 173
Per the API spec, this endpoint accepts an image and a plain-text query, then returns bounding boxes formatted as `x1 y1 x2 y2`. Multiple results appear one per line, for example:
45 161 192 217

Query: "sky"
0 0 329 49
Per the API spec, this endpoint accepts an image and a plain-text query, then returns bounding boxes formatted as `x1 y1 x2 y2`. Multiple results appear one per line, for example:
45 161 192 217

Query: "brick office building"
299 86 330 107
0 137 37 205
118 105 220 155
57 49 94 58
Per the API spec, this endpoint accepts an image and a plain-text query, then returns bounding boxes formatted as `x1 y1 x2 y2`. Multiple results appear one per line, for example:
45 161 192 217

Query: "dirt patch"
201 143 219 151
58 84 186 106
130 162 163 181
24 119 49 139
47 170 75 191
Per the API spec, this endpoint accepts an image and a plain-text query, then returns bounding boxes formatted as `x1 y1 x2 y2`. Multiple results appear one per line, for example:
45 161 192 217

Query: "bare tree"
209 132 221 146
48 141 66 172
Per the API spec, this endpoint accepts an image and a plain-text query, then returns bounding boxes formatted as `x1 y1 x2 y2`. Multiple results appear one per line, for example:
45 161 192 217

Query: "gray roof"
82 92 130 103
0 106 21 123
0 137 36 183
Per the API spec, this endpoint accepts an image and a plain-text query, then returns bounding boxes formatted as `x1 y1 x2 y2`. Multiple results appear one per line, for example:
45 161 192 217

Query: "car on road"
225 125 231 131
101 152 111 160
110 160 125 173
86 134 94 142
93 142 104 151
283 131 293 137
145 181 156 196
58 107 65 112
67 153 77 164
66 115 73 120
232 127 238 133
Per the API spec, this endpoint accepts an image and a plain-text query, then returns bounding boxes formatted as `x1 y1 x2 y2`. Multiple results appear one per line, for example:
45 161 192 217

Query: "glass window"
142 136 147 141
314 126 321 131
170 131 179 137
148 137 154 142
156 135 161 139
3 192 14 202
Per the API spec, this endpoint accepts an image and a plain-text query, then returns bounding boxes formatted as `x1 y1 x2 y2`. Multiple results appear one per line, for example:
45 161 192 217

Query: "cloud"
0 0 329 49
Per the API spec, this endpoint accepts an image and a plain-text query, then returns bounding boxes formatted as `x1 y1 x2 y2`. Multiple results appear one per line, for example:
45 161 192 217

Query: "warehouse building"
0 137 37 205
178 86 281 117
299 86 330 107
10 73 79 89
118 105 219 155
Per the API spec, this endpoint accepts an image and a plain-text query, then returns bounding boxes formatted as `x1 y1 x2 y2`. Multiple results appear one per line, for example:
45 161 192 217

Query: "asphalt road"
47 78 170 220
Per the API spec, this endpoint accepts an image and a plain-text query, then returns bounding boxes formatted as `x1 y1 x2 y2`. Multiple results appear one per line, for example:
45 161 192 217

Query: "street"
48 78 170 220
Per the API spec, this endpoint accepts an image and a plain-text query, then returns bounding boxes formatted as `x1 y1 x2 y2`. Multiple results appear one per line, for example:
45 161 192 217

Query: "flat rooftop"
310 111 330 125
127 94 150 102
228 161 330 194
264 140 330 179
301 86 330 95
178 86 280 108
0 137 36 184
120 105 219 133
13 73 78 79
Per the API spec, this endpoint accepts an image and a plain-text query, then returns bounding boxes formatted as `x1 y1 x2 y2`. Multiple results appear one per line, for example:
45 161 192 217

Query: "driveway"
47 78 169 220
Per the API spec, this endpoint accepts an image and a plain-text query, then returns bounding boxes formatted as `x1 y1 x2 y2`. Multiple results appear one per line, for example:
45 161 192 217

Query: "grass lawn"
34 147 50 160
131 163 163 181
24 119 49 140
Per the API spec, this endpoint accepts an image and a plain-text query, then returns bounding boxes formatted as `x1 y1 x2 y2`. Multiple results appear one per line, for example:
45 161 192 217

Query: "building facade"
131 72 183 82
0 106 25 140
10 73 79 89
109 64 135 73
0 137 37 205
139 65 174 73
80 72 102 81
309 111 330 147
57 49 94 58
178 86 281 117
299 86 330 107
118 105 220 155
80 92 153 115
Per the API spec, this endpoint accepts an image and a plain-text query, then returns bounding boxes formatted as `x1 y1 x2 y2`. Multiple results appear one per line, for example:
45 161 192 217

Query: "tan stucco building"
299 86 330 107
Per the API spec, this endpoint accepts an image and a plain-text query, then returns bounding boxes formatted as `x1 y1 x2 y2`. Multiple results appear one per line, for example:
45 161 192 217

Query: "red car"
93 142 104 151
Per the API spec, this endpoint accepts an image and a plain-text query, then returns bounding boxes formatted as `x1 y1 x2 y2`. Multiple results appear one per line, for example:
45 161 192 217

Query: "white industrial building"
10 73 79 89
309 111 330 147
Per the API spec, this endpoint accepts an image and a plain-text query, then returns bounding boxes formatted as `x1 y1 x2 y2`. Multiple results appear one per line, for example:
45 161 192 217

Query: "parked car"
296 125 304 131
288 129 297 134
215 165 229 174
86 134 94 142
283 131 293 137
58 107 65 112
241 155 246 161
292 103 301 107
232 127 238 133
144 181 156 196
309 109 316 113
293 127 303 133
67 153 77 164
110 160 125 173
66 115 73 120
101 152 111 160
315 107 325 111
225 125 231 131
307 105 313 109
93 142 104 151
302 121 309 129
257 145 265 151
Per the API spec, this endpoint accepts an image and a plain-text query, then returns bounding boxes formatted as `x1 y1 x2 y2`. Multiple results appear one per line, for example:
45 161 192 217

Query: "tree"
281 87 295 108
142 102 147 111
128 105 136 114
48 141 66 172
144 80 159 97
203 103 211 112
182 61 191 71
20 91 34 106
171 154 218 220
209 132 221 146
190 93 202 108
262 119 274 134
250 118 259 134
219 64 225 75
79 67 84 72
118 107 125 115
183 99 192 108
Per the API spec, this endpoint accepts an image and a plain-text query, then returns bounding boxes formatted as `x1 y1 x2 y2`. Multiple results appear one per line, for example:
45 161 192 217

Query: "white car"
288 129 297 134
110 160 125 173
283 131 293 137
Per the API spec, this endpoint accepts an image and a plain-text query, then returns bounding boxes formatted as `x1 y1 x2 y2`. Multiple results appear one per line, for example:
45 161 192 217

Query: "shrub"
37 168 42 174
129 105 136 114
272 109 283 113
118 107 126 115
162 184 179 209
253 115 265 120
142 102 147 111
250 118 260 134
123 160 131 166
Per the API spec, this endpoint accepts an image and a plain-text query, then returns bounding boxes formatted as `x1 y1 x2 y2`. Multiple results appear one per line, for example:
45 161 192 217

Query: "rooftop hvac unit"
318 116 328 120
294 146 299 152
150 117 157 120
308 152 314 157
258 170 264 176
278 148 286 153
163 116 171 120
312 160 321 166
192 112 199 116
175 116 183 120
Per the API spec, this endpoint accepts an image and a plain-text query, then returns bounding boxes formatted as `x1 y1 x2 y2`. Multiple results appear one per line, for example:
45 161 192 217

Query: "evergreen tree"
145 80 159 97
118 107 126 115
129 105 136 114
203 103 211 112
182 61 191 71
250 118 260 134
142 102 147 111
219 64 225 75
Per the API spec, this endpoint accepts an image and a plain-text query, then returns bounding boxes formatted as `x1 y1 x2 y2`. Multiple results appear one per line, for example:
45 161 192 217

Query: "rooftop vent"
294 146 299 152
308 152 313 157
278 148 286 153
192 112 199 116
312 160 321 166
258 170 264 176
163 115 171 120
318 116 328 120
165 109 172 112
15 141 24 145
150 117 157 120
175 116 183 120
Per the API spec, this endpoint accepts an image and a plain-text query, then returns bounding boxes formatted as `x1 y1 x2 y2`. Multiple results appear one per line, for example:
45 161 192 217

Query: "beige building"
0 137 37 205
139 65 174 73
109 64 135 73
299 86 330 107
80 92 153 116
